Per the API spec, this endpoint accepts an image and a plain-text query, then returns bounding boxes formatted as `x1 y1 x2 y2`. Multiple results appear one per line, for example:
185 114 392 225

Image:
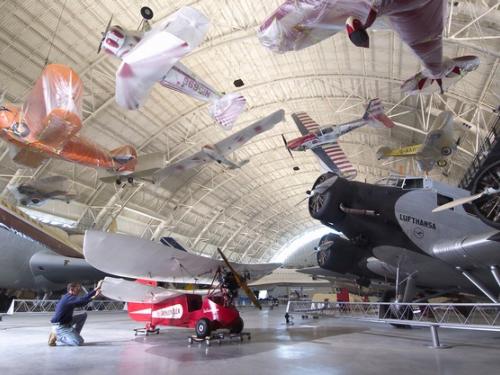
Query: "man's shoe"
48 331 57 346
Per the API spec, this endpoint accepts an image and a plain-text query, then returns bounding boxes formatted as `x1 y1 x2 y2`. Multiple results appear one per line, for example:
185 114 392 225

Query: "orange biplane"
0 64 141 183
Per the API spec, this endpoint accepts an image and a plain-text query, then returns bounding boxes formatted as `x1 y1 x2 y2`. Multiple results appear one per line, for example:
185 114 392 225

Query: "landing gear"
115 178 122 186
230 317 244 334
437 159 448 167
127 176 134 184
195 318 212 338
140 6 154 20
441 146 452 156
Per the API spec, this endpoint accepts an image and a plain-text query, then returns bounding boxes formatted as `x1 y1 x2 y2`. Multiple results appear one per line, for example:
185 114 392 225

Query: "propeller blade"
433 191 486 212
281 134 294 159
217 248 262 310
97 16 113 54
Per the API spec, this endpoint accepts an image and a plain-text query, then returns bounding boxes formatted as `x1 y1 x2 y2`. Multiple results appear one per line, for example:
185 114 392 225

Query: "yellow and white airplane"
376 111 462 173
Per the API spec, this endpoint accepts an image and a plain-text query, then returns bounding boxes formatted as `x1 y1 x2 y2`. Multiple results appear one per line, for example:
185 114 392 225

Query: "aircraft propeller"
217 247 262 310
97 16 113 54
295 175 338 206
281 134 294 159
432 187 500 213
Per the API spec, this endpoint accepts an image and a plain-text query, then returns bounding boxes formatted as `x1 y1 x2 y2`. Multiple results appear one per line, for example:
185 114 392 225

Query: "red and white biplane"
258 0 480 94
99 6 246 130
283 98 394 179
84 231 280 338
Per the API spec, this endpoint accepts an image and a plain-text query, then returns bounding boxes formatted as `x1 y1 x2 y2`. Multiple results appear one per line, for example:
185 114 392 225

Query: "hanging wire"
44 0 68 66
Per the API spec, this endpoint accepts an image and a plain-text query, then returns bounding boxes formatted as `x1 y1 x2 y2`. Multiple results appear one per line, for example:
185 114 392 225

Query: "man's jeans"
53 313 87 346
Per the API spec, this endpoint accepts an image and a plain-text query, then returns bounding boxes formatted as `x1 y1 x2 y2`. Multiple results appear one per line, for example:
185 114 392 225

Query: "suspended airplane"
8 175 76 207
283 98 394 179
376 111 463 173
304 169 500 307
99 6 246 130
83 230 280 338
152 109 285 184
0 64 168 186
258 0 480 95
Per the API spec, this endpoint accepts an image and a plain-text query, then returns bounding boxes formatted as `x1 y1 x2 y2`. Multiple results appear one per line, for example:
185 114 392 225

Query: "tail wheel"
140 6 154 20
195 318 212 338
471 160 500 229
230 317 244 334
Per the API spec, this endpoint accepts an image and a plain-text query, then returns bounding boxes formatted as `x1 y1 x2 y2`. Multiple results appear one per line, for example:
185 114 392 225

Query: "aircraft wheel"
141 6 154 20
437 159 448 167
20 199 28 206
441 146 452 156
471 160 500 229
379 290 413 329
115 178 122 186
127 176 134 184
230 317 244 334
195 318 212 338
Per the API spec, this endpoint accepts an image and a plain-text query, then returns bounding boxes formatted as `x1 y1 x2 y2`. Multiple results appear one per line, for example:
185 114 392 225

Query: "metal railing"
6 299 125 314
286 301 500 348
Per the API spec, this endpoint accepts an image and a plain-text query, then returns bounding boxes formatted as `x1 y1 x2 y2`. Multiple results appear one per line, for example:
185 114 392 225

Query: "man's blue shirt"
50 290 96 324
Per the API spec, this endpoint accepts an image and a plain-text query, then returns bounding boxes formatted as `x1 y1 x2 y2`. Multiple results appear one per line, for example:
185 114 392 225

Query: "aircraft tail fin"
363 98 394 128
209 93 246 130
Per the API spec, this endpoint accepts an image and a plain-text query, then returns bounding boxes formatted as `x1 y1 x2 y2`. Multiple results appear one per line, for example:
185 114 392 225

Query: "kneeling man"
49 281 102 346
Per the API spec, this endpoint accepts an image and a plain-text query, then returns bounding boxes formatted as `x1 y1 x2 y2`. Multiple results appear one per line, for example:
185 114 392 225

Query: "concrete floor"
1 307 499 375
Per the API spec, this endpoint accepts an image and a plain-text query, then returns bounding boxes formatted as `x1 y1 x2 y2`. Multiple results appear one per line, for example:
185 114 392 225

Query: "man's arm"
70 281 104 307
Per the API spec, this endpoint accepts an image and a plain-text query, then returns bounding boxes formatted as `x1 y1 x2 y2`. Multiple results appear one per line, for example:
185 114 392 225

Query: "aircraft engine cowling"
316 233 365 274
110 145 138 165
102 26 142 58
431 230 500 269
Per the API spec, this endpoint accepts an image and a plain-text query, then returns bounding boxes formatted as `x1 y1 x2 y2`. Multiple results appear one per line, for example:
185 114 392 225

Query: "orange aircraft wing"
21 64 83 151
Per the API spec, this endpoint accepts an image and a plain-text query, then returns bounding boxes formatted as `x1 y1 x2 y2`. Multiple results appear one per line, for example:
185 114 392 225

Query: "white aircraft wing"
115 30 193 109
101 277 183 303
84 230 280 284
291 113 356 179
214 110 285 155
152 150 210 184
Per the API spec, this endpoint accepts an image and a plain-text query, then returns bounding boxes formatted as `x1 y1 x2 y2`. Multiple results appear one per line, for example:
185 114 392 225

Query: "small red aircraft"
84 231 279 338
258 0 480 94
0 64 140 180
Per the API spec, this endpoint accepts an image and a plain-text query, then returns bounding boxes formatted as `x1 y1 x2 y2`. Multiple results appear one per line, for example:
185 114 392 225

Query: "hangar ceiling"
0 0 498 262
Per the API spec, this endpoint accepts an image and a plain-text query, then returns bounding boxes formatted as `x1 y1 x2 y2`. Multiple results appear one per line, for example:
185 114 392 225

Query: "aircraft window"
402 179 423 189
186 294 203 312
437 194 453 210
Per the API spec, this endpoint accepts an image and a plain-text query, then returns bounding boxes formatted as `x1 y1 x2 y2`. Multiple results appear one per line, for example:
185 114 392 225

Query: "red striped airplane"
283 99 394 179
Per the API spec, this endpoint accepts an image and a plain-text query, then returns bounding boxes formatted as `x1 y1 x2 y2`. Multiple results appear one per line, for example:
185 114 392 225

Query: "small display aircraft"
0 64 168 186
283 98 394 179
8 175 76 206
376 111 461 173
152 109 285 184
84 230 280 338
258 0 480 95
99 6 246 130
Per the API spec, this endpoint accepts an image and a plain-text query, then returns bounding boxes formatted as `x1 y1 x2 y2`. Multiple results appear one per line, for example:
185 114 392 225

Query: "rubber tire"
441 146 452 156
195 318 211 338
141 6 154 20
379 290 413 329
230 317 244 334
437 159 448 167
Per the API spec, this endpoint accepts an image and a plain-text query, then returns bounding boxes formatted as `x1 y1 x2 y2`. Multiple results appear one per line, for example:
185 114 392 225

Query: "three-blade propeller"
432 187 500 212
217 248 262 310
